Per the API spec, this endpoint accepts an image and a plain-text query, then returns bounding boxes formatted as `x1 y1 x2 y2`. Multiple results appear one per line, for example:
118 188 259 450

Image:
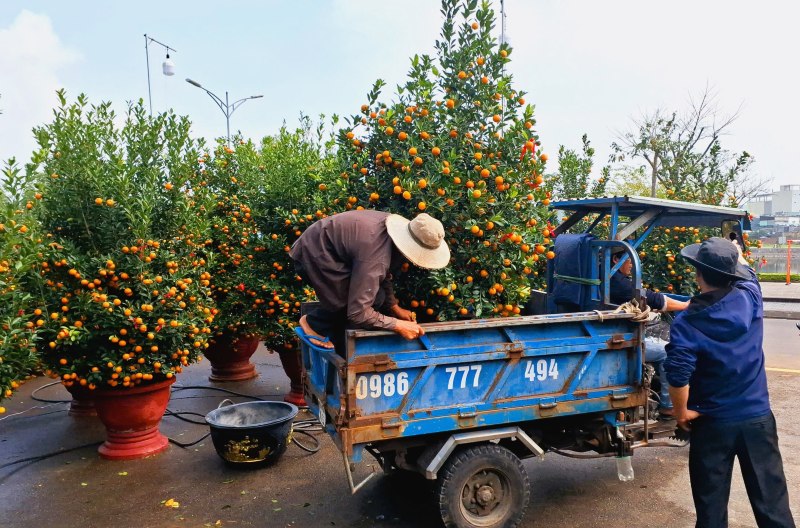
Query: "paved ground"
761 282 800 320
1 324 799 528
762 281 800 301
764 319 800 371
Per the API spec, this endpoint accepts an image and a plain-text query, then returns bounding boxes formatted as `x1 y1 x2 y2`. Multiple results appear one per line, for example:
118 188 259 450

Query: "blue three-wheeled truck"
298 197 751 528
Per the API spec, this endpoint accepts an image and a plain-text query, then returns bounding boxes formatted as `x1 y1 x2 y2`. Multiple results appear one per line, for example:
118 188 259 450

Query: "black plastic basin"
205 401 298 467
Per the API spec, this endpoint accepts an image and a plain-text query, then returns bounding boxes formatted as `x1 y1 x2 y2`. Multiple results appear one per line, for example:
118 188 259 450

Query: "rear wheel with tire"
436 444 530 528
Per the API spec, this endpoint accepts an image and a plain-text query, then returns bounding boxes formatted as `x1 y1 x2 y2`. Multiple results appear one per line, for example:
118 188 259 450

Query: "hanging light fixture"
162 52 175 76
144 34 177 115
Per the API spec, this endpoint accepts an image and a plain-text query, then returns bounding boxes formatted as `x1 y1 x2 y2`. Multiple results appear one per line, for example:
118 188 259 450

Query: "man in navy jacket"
665 237 794 528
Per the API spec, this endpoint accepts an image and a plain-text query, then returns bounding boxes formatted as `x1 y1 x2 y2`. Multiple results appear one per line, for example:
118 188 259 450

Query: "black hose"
549 447 618 459
291 419 323 453
171 384 279 401
30 381 71 403
164 409 209 426
168 433 211 448
0 442 103 471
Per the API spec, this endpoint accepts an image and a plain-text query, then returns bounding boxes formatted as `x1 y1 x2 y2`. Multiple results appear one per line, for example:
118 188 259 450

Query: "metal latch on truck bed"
457 406 477 419
538 397 557 410
610 389 632 408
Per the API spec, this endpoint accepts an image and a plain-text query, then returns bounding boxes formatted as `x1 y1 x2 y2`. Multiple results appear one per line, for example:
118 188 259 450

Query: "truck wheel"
436 444 530 528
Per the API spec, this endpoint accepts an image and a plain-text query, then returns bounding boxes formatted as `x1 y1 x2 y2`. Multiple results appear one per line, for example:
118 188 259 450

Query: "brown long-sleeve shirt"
289 210 399 330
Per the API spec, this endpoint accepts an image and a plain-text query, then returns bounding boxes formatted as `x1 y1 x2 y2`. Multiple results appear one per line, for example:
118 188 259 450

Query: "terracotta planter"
93 377 175 460
65 383 97 417
277 344 306 407
204 334 260 382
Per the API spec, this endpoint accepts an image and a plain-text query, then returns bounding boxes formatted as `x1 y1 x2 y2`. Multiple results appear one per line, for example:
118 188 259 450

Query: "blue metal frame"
591 240 643 306
549 196 752 307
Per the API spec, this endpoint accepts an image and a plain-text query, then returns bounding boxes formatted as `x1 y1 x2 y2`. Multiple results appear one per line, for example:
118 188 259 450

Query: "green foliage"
27 92 214 390
549 135 607 201
248 119 336 350
757 273 799 283
0 160 41 404
198 119 334 350
605 166 668 198
638 229 759 295
252 115 338 213
320 0 554 320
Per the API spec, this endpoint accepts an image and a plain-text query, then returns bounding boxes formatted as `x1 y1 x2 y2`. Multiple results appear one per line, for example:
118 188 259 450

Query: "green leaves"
14 93 215 390
550 134 606 201
323 0 551 321
0 159 42 402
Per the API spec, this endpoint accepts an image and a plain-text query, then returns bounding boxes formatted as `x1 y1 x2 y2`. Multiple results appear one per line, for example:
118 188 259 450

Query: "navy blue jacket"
609 272 666 310
664 269 770 422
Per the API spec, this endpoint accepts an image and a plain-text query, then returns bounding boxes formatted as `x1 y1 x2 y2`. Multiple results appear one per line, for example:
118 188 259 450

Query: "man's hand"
731 239 749 266
675 409 701 432
391 304 416 321
394 319 425 341
664 296 690 311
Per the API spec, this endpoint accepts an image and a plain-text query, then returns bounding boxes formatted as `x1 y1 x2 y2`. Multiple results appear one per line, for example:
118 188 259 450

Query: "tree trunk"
651 164 658 198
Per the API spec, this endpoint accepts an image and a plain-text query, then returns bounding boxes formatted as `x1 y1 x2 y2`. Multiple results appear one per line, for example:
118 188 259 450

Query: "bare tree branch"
612 86 750 205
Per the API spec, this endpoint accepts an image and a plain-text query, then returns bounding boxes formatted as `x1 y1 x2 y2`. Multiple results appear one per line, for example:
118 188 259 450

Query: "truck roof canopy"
551 195 751 233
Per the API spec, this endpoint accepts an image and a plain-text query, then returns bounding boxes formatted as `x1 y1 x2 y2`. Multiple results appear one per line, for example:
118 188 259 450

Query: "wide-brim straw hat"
385 213 450 270
680 237 751 281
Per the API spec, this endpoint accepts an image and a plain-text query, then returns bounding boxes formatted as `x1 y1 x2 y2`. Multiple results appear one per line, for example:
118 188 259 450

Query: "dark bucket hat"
679 237 751 281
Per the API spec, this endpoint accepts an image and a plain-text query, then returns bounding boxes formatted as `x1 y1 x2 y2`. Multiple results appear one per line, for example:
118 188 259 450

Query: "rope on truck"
612 298 652 322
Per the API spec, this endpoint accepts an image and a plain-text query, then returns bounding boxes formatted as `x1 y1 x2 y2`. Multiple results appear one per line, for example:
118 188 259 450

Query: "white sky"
0 1 798 190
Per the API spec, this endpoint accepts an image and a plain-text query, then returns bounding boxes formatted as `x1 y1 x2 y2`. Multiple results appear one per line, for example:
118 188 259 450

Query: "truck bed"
301 311 648 459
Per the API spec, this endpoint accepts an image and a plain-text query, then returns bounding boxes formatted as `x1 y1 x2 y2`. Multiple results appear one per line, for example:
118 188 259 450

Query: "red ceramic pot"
93 377 175 460
204 334 260 382
277 343 306 407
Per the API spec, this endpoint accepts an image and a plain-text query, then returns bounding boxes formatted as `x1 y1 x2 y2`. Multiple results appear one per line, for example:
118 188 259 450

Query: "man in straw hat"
290 210 450 353
664 237 794 527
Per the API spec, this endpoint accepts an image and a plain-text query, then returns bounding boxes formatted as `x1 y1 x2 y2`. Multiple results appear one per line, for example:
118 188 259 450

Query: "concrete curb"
763 297 800 303
764 311 800 320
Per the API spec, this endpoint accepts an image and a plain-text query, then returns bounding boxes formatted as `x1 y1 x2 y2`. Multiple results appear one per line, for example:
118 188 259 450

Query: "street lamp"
185 78 263 145
144 34 176 115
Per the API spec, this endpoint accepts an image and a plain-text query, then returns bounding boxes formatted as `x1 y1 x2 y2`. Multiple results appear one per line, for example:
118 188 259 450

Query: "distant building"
747 193 773 216
757 214 800 228
772 184 800 214
745 185 800 217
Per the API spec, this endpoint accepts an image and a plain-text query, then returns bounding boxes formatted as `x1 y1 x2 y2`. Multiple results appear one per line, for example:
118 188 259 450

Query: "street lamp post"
185 78 263 145
144 34 176 115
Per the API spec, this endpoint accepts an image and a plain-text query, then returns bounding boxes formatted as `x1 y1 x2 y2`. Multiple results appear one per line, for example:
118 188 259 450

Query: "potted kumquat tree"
249 120 336 405
27 92 215 460
194 139 274 382
199 121 333 402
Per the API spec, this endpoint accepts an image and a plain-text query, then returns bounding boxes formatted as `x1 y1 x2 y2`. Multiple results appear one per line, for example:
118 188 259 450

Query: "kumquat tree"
196 139 273 342
247 118 336 351
637 222 760 296
321 0 553 320
0 160 42 410
27 92 215 391
196 119 335 352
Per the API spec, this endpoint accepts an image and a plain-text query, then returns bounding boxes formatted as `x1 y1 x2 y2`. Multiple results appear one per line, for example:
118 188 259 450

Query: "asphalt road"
1 321 798 528
764 318 800 371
